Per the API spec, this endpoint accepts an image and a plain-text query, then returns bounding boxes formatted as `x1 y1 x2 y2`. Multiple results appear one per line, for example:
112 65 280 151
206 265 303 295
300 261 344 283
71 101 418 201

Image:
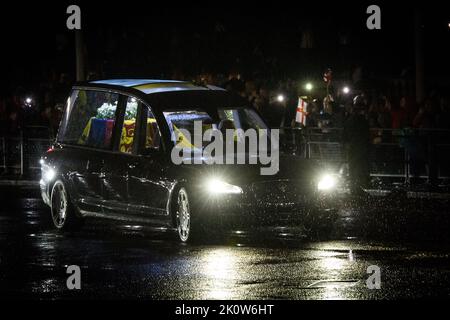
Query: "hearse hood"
177 153 327 187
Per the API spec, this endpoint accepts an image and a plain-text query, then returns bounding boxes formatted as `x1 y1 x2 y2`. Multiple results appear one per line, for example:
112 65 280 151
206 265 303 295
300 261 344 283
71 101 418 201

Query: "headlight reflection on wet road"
2 194 450 300
201 248 238 299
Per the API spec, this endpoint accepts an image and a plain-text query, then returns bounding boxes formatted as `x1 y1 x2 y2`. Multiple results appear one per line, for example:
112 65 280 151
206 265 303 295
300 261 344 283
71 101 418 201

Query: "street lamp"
24 97 33 107
342 86 350 95
276 94 285 103
305 83 313 92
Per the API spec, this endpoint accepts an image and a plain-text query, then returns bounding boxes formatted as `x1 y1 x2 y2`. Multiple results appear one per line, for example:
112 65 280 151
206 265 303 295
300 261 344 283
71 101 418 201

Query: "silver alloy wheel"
51 181 68 229
176 188 191 242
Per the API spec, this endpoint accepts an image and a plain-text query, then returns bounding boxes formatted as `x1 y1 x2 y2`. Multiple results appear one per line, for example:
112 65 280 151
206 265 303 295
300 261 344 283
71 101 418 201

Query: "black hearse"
40 79 339 242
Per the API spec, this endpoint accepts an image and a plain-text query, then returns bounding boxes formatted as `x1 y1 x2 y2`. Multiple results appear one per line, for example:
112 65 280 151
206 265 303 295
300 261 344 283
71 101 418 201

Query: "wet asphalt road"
1 187 450 300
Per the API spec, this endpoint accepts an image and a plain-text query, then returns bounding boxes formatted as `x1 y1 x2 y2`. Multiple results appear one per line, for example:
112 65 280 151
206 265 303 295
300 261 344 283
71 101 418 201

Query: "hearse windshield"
163 107 269 149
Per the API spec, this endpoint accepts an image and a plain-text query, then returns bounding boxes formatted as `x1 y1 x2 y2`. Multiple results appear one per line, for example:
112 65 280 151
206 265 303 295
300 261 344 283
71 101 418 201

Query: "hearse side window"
57 90 119 149
142 105 161 151
118 98 162 154
119 97 138 154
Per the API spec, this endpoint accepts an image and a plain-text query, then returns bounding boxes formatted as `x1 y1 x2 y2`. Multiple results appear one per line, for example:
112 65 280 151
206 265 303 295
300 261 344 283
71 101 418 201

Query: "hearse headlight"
43 166 56 182
205 178 243 195
317 174 338 192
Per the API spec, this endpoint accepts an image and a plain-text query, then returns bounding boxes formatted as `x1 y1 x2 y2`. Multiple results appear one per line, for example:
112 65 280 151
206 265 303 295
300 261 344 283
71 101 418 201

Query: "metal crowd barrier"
0 127 53 177
279 127 450 182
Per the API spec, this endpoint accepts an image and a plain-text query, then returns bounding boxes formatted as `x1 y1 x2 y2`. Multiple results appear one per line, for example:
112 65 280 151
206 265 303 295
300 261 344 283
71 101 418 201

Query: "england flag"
295 98 308 126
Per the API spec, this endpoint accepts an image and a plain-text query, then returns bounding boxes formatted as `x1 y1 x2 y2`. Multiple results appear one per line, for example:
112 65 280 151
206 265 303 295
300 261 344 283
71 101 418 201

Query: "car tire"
173 186 209 243
50 180 83 231
173 187 193 242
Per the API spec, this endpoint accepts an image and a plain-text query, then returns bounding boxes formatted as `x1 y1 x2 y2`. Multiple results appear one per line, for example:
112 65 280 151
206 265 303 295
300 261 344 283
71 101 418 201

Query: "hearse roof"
87 79 225 95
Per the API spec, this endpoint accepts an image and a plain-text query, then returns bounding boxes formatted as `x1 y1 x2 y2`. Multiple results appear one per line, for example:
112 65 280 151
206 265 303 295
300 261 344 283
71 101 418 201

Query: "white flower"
124 101 138 120
96 101 118 119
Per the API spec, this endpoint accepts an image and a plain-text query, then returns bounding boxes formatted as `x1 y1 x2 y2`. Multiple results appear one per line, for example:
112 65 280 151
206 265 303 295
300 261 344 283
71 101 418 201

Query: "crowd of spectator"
192 72 450 134
0 73 72 137
1 71 450 139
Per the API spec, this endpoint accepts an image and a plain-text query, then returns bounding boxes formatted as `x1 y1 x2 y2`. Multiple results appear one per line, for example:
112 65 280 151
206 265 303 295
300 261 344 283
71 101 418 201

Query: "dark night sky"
1 1 449 92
